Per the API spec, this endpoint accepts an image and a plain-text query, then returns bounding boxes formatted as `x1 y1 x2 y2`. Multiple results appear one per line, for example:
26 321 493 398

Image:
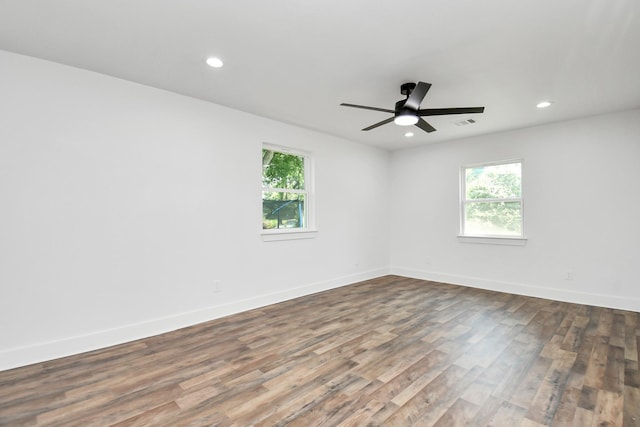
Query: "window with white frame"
262 145 312 231
460 160 523 238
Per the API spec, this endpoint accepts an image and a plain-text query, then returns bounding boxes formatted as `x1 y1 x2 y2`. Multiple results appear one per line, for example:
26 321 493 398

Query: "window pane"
262 192 305 229
464 201 522 236
466 162 521 200
262 149 305 190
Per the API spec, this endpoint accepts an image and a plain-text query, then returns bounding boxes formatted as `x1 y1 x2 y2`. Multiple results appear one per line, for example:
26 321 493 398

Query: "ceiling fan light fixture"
394 111 419 126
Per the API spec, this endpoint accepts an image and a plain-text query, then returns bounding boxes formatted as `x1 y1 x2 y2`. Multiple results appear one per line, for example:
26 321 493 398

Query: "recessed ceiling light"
206 57 224 68
404 132 414 137
536 101 553 109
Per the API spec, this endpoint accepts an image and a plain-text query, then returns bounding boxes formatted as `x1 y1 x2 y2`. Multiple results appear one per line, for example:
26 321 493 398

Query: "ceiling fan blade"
362 117 394 131
403 81 432 110
418 107 485 116
340 103 395 114
415 118 436 133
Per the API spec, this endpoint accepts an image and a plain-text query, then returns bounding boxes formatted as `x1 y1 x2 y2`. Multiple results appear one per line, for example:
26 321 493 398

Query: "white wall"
390 108 640 312
2 48 638 372
0 50 390 370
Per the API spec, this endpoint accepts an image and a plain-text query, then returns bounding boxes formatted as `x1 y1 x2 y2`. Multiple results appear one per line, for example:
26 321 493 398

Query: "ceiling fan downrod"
400 82 416 97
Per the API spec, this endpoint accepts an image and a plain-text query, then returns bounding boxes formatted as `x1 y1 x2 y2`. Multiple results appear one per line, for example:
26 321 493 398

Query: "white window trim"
459 158 526 243
457 235 527 246
261 143 316 241
261 229 318 242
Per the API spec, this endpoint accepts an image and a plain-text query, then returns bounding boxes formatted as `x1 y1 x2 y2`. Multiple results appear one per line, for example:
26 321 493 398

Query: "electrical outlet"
564 270 574 281
213 280 222 292
425 256 432 265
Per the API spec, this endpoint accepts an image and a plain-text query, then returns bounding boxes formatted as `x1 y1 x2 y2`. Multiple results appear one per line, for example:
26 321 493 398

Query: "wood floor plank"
488 401 527 426
432 397 480 427
551 386 581 426
591 389 624 426
573 407 594 427
110 401 180 427
623 312 639 363
509 355 553 409
583 336 611 390
0 275 638 426
623 385 640 427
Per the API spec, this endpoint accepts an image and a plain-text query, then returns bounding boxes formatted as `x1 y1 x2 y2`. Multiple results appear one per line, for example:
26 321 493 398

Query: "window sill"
261 229 318 242
457 235 527 246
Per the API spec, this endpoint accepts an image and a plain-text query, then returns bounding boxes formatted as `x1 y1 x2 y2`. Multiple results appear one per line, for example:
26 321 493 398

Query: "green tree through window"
461 161 523 237
262 148 308 229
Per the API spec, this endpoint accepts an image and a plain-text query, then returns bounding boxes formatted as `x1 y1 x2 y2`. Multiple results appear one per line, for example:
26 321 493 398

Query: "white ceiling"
1 0 639 151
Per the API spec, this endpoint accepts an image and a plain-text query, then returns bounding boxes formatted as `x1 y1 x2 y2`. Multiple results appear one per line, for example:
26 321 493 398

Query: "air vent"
453 118 477 126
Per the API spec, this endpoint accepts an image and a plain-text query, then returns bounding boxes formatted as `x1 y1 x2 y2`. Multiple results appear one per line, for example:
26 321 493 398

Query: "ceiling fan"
340 81 484 133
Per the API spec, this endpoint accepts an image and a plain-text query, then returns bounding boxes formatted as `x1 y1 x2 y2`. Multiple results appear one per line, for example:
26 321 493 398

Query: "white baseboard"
390 266 640 313
5 266 636 372
0 268 389 372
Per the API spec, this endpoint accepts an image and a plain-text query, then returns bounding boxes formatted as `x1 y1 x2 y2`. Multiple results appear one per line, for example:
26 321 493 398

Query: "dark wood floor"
1 276 639 426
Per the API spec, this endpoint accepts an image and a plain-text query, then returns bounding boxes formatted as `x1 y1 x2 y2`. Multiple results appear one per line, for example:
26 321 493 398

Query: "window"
262 145 312 232
460 160 523 238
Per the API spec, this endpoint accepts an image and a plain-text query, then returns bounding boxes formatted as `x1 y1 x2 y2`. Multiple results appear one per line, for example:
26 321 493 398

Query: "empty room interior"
1 1 639 426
